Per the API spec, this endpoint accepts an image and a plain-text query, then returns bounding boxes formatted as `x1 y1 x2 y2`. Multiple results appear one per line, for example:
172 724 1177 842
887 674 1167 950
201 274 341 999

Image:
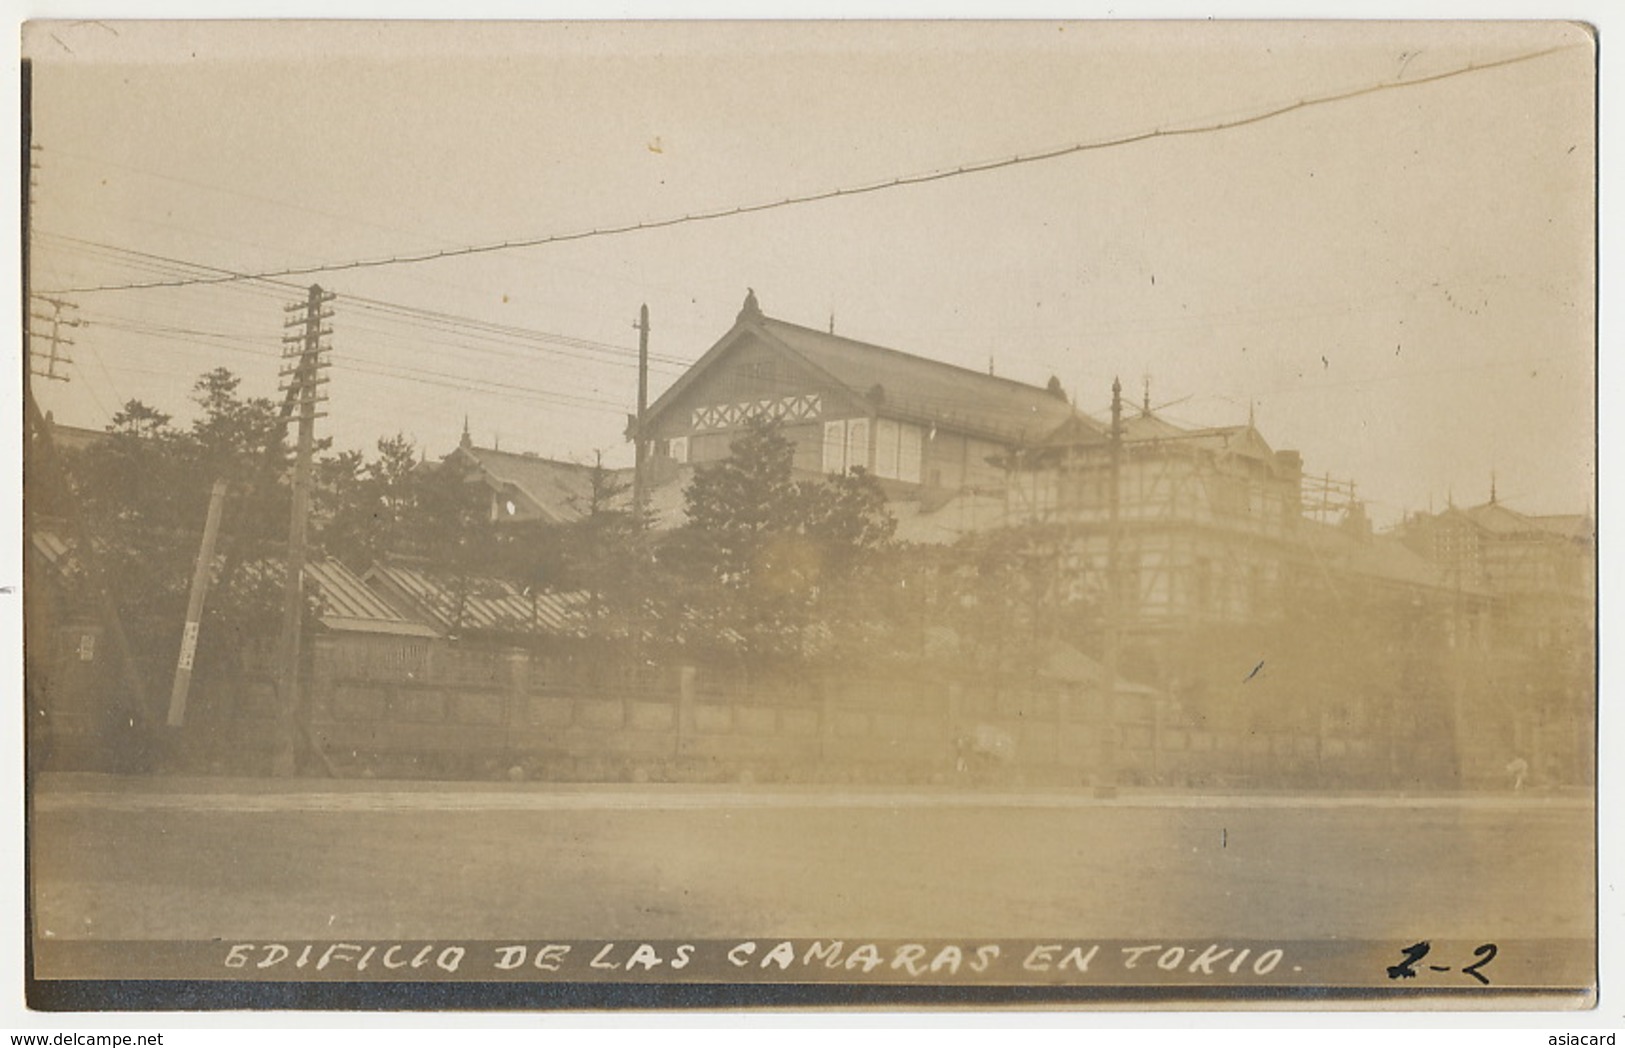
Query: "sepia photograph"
16 17 1600 1014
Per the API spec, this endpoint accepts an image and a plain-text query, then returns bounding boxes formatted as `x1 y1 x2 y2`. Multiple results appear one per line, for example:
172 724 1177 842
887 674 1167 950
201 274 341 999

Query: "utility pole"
166 479 229 727
631 303 651 518
28 296 78 383
22 123 154 759
271 284 333 776
1098 376 1124 799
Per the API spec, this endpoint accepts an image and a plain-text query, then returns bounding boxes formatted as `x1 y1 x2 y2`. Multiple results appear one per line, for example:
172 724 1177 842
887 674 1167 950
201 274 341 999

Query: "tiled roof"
1458 501 1541 535
452 446 600 524
453 446 692 530
756 316 1078 442
365 561 589 638
27 528 438 638
304 559 439 638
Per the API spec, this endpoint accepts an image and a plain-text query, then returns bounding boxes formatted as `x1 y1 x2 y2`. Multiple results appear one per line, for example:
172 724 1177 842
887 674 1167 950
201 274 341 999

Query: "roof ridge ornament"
739 287 762 322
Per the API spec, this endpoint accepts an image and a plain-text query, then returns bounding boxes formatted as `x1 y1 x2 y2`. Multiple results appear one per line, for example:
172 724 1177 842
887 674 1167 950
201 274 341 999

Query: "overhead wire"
83 315 635 415
71 312 657 420
43 235 692 377
37 44 1574 296
75 341 119 419
36 233 690 416
37 232 691 372
38 142 704 302
82 305 679 408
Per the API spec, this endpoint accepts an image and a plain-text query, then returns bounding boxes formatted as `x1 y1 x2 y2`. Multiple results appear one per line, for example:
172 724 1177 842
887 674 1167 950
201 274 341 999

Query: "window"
875 419 900 477
823 418 873 474
870 418 924 482
846 418 869 473
898 422 923 483
822 420 846 473
669 436 689 463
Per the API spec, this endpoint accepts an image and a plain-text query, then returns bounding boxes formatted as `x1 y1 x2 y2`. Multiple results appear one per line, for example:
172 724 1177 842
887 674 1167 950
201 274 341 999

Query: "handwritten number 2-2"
1462 943 1497 985
1387 941 1497 985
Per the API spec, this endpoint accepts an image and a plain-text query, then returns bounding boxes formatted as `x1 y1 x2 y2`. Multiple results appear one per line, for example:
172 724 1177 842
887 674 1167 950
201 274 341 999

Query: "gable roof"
757 317 1078 441
1184 423 1276 460
305 559 440 637
450 443 695 531
1452 501 1592 539
1417 502 1594 546
1453 501 1535 535
1035 412 1110 446
448 445 602 525
1031 409 1280 467
1119 412 1188 442
643 311 1080 445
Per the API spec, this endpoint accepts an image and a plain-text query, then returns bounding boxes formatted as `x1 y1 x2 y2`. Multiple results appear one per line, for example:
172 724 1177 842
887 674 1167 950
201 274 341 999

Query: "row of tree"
35 367 1588 786
39 370 1068 694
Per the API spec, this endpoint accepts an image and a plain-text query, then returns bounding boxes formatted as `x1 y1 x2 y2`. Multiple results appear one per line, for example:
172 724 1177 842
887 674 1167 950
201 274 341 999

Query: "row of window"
823 418 924 481
664 416 926 483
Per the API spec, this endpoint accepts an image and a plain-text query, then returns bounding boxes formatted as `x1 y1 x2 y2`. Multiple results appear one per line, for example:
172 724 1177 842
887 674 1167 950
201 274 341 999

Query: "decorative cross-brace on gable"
691 393 822 432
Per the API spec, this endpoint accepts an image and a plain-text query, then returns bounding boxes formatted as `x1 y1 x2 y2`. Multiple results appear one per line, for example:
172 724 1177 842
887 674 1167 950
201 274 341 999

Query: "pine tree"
667 415 896 660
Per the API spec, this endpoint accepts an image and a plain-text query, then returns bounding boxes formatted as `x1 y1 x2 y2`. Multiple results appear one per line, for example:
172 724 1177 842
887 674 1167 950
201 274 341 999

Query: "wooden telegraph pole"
271 284 333 776
28 297 79 382
1097 376 1124 798
24 93 153 766
631 303 651 518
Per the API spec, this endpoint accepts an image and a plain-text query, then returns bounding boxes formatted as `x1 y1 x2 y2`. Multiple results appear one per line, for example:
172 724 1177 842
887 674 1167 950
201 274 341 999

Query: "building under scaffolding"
1002 394 1311 636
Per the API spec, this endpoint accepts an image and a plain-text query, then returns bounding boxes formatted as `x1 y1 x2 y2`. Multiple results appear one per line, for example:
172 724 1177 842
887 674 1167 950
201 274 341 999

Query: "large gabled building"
632 294 1554 650
635 293 1077 503
635 295 1329 625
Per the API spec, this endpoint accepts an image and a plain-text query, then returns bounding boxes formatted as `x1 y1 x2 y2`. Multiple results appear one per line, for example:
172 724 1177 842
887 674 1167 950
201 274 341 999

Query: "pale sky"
23 19 1596 525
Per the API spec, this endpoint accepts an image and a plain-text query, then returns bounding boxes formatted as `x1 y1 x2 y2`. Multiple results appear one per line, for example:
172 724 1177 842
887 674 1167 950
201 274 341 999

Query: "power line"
37 231 693 370
84 314 635 415
38 143 702 300
78 341 119 419
75 285 670 412
39 44 1571 296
